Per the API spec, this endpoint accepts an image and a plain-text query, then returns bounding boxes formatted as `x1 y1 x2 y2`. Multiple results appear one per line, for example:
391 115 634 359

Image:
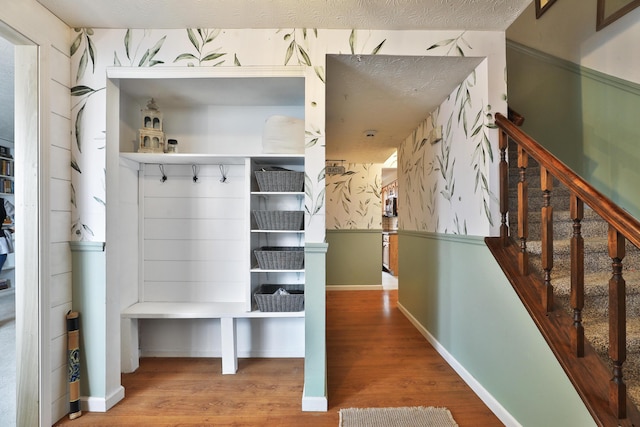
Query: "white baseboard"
301 386 328 412
397 302 521 427
326 285 382 291
82 385 125 412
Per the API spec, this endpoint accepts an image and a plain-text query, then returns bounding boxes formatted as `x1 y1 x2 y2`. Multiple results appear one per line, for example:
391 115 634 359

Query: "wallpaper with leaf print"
326 163 382 229
69 29 506 242
398 59 497 235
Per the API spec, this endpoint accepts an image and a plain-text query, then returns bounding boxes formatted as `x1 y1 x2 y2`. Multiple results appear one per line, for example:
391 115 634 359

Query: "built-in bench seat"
121 302 305 374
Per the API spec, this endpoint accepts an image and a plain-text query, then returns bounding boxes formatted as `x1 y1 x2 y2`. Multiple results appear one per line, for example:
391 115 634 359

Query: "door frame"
0 22 43 426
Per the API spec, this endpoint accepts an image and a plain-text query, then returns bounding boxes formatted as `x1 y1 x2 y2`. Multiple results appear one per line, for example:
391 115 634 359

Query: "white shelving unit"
107 67 307 375
249 158 305 312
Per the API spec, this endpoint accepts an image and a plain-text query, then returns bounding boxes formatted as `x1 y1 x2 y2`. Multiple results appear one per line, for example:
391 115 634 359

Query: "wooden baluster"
608 226 627 419
517 146 529 276
540 166 553 311
570 195 584 357
499 129 509 244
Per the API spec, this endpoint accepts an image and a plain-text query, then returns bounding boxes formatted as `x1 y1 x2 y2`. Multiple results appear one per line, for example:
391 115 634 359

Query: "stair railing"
495 112 640 420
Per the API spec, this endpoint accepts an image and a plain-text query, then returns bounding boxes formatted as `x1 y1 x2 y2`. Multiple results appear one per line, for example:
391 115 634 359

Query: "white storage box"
262 115 304 154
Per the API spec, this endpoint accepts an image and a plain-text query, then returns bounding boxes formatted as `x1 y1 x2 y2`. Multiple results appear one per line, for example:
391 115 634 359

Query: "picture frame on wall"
535 0 558 18
597 0 640 30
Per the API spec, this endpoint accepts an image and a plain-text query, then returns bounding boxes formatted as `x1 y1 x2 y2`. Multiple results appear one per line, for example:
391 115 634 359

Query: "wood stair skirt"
488 138 640 425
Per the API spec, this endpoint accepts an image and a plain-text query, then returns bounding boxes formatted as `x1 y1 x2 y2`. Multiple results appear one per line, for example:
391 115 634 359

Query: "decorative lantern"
138 98 166 153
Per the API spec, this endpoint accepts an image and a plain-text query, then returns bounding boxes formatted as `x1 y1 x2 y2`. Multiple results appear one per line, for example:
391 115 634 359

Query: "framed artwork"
535 0 558 18
597 0 640 30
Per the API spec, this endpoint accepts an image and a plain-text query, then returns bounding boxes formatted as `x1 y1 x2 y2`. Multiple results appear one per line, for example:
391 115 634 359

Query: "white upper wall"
507 0 640 84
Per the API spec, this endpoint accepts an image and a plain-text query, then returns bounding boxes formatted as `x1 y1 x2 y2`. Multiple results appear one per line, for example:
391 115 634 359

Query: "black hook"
219 164 228 183
192 164 199 183
159 164 167 182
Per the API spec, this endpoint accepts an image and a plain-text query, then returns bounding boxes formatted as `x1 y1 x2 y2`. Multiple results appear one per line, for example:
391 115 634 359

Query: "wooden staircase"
508 139 640 407
487 113 640 426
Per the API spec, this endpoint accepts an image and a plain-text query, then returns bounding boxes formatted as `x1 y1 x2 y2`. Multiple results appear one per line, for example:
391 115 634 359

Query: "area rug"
339 406 459 427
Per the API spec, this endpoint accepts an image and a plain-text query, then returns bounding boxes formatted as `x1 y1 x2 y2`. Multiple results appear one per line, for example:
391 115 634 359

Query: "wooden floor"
54 290 503 426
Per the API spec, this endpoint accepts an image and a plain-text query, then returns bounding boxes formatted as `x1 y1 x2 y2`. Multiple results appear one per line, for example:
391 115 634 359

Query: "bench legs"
220 317 238 374
121 318 139 373
121 317 238 374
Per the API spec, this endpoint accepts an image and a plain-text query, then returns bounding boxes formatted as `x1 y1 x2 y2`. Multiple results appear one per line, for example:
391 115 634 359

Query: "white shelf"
251 229 304 233
250 268 305 273
251 191 304 196
121 301 304 319
120 152 305 166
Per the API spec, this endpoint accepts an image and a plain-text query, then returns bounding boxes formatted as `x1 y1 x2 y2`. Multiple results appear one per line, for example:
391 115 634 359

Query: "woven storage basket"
253 210 304 230
255 170 304 192
254 246 304 270
254 284 304 312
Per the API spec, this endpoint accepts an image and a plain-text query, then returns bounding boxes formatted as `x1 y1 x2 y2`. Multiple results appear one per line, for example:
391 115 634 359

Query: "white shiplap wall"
48 43 73 422
0 2 71 425
140 163 246 304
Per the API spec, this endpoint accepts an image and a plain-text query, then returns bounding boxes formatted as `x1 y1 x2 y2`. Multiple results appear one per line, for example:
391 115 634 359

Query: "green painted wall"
506 41 583 173
304 243 328 409
70 241 107 400
398 231 595 427
507 40 640 220
326 230 382 286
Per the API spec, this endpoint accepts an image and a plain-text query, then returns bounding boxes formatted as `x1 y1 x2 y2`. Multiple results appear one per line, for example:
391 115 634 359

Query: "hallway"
327 290 502 426
53 290 503 426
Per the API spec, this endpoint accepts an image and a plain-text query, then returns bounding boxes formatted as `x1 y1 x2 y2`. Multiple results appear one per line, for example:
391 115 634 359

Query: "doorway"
0 22 41 426
0 33 16 425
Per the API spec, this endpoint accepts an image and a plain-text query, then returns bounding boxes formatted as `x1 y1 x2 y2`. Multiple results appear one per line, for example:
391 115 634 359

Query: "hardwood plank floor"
54 290 503 426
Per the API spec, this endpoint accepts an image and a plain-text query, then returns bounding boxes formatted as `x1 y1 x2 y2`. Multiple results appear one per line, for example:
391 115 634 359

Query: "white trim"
326 285 382 291
106 65 307 80
82 385 125 413
397 302 522 427
301 387 328 412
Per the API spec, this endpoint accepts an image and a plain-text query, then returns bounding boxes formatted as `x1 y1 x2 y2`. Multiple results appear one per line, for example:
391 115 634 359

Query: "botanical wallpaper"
399 59 498 235
326 163 382 229
69 28 506 242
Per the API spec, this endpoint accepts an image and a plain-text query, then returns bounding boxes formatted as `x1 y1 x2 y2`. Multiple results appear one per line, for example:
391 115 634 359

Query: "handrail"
495 112 640 250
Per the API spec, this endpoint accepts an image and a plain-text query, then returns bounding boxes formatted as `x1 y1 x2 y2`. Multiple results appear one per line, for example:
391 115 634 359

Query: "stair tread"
552 269 640 295
583 316 640 347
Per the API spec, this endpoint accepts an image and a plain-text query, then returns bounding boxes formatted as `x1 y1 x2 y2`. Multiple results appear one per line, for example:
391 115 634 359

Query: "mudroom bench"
121 302 304 375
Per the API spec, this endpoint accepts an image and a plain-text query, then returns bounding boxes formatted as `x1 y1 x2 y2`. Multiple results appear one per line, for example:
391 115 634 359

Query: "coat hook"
159 164 167 182
219 164 228 183
192 164 200 183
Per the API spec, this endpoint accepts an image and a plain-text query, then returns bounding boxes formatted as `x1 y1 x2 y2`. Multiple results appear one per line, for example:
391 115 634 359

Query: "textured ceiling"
327 55 484 163
35 0 531 164
36 0 530 31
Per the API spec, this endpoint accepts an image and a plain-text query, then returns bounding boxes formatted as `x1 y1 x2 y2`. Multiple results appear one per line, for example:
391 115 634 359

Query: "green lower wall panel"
326 230 382 286
507 40 640 220
398 231 595 427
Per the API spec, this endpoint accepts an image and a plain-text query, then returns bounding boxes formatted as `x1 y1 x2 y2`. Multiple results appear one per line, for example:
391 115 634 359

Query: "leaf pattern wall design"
326 164 382 229
71 28 96 82
398 56 497 235
174 29 227 66
427 32 471 57
70 28 506 241
114 29 167 66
